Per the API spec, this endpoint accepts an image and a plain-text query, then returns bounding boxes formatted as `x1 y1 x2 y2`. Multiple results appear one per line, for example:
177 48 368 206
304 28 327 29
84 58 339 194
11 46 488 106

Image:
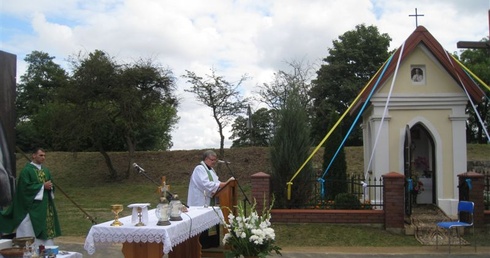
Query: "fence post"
251 172 271 215
458 171 484 228
382 171 405 233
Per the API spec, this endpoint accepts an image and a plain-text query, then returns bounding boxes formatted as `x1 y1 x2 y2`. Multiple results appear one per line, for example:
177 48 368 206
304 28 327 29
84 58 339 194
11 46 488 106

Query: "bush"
334 193 361 209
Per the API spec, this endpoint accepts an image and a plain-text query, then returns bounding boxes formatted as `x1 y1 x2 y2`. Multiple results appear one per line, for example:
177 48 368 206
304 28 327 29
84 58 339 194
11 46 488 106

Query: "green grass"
274 224 420 247
467 144 490 161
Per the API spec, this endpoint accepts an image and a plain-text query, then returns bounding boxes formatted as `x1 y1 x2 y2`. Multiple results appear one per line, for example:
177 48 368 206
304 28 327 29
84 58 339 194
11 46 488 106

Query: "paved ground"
55 236 490 257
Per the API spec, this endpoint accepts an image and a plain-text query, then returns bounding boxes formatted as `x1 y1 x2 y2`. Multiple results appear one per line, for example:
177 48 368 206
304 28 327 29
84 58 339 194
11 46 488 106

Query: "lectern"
214 179 238 224
200 180 238 258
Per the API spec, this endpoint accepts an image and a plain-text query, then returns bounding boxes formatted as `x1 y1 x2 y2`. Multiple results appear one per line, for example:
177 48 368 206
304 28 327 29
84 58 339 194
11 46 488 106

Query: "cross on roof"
457 10 490 50
409 8 424 27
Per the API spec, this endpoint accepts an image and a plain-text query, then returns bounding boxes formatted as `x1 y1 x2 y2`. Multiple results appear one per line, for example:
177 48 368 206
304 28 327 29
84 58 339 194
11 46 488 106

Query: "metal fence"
297 174 384 210
289 170 489 210
483 171 490 210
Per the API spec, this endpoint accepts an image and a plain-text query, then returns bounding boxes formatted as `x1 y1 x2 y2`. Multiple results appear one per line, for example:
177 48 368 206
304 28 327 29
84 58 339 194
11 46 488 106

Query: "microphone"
218 160 231 164
132 163 145 172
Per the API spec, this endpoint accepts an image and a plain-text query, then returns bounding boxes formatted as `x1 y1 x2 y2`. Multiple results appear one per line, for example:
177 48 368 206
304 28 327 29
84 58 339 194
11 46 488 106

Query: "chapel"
357 26 486 216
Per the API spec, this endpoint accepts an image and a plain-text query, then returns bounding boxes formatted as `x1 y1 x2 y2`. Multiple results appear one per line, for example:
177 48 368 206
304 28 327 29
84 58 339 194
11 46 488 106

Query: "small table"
84 206 223 258
0 239 82 258
0 250 81 258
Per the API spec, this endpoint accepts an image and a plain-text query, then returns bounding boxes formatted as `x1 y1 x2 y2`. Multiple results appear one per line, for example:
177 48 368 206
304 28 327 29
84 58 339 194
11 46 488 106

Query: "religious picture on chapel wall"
411 66 425 84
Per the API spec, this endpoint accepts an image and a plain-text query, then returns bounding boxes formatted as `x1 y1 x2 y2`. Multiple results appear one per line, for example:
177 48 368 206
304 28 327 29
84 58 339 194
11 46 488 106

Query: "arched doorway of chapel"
410 123 436 204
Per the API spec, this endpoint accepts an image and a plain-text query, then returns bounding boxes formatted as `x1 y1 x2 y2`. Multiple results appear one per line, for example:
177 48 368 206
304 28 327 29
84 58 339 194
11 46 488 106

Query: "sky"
1 0 489 150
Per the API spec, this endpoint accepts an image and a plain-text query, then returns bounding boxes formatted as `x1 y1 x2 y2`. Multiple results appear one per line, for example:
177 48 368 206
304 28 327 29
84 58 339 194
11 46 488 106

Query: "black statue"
0 50 17 207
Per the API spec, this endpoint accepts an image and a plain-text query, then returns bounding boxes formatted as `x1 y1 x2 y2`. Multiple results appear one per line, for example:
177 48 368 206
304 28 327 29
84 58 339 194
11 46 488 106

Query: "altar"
84 206 223 258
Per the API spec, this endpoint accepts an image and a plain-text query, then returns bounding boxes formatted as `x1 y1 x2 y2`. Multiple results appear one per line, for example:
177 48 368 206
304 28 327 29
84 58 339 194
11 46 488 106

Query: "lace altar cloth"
84 206 223 255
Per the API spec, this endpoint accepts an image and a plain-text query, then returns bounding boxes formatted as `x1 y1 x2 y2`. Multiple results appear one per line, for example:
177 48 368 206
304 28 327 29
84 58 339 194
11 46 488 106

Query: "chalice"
110 204 124 226
135 207 145 226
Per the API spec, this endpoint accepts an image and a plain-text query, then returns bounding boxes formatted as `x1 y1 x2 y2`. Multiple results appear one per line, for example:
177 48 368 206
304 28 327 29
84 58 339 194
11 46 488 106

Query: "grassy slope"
13 144 490 246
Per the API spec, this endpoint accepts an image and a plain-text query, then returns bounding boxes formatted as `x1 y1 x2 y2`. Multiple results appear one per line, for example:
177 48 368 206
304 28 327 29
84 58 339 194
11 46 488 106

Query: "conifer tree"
270 90 314 208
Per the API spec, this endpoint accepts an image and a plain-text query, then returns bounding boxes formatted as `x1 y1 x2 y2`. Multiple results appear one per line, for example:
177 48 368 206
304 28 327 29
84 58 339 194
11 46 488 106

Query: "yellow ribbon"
286 55 393 200
450 55 490 92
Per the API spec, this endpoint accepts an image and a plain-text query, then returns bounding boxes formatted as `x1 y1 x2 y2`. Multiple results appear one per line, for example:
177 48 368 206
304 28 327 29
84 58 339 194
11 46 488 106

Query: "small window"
411 66 425 84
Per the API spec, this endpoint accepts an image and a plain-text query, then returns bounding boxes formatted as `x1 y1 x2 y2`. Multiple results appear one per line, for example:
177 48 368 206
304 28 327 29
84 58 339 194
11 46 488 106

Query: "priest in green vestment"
0 148 61 245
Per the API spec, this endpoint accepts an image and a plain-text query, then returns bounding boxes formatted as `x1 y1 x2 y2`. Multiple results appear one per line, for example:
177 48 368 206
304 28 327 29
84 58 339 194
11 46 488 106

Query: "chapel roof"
356 26 486 107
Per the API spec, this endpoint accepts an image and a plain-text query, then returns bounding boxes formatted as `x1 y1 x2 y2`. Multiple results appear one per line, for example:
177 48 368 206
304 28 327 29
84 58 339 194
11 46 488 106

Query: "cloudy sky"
1 0 489 150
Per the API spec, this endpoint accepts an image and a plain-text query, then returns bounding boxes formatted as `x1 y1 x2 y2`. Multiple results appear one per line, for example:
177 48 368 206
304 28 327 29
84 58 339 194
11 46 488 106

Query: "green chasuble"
0 163 61 240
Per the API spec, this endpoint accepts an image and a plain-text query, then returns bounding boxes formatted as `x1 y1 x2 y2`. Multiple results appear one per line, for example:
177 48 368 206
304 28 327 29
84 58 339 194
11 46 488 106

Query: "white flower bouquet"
222 197 281 258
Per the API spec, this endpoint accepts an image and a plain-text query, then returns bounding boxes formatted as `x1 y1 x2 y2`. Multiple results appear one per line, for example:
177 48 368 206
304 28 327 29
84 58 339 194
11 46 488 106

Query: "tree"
458 39 490 143
270 90 314 208
60 50 179 179
322 111 347 200
257 59 316 111
16 51 69 119
310 24 392 146
229 107 274 147
183 69 248 157
116 59 179 153
115 59 179 178
15 51 70 151
253 60 317 148
15 50 179 178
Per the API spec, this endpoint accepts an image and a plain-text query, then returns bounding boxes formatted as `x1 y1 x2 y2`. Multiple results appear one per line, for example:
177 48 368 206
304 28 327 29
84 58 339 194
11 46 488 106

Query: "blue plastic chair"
436 201 475 253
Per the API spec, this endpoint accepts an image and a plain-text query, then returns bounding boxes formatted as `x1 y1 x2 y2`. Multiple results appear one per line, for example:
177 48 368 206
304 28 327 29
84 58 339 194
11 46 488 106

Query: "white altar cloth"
84 206 223 255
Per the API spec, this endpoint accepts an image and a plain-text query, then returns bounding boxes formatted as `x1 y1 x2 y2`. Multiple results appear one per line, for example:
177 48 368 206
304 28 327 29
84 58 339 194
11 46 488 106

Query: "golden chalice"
110 204 124 226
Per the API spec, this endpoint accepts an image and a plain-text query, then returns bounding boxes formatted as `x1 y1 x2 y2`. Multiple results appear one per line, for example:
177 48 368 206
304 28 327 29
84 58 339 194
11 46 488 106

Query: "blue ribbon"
320 54 395 180
466 179 472 191
317 178 325 199
408 179 413 191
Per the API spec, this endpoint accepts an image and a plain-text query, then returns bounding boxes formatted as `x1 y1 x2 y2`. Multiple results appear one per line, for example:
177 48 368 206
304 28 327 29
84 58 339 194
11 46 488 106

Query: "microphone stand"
223 162 251 216
134 168 189 208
